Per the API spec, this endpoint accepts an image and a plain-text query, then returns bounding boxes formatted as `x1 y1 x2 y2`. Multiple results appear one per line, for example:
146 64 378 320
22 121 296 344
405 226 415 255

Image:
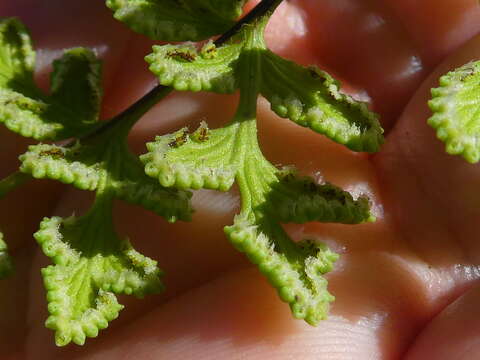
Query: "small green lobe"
260 52 383 153
0 19 103 141
146 41 242 93
267 170 375 224
141 123 238 191
106 0 247 41
0 89 64 140
225 215 339 325
19 143 101 190
35 211 163 346
428 60 480 163
19 142 192 222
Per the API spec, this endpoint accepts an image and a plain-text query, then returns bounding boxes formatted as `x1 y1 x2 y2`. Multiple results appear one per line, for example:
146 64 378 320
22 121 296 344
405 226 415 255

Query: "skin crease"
1 0 480 358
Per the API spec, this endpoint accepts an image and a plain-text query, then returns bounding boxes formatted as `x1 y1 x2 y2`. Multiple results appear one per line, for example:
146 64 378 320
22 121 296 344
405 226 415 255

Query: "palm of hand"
2 0 480 359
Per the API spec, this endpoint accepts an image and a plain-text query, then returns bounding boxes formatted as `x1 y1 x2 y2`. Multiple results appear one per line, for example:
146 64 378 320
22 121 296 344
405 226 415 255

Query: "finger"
374 33 480 267
405 285 480 360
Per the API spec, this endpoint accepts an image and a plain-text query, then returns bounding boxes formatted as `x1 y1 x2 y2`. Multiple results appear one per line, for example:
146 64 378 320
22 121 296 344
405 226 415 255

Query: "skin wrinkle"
404 286 480 360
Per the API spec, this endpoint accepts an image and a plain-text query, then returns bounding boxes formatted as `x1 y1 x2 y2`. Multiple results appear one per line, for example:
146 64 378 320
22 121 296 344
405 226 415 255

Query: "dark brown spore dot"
39 148 64 159
168 130 189 148
166 50 196 62
198 127 209 141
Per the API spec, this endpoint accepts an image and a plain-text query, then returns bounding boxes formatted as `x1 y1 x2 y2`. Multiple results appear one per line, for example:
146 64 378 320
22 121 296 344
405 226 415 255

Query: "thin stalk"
215 0 283 45
81 85 173 140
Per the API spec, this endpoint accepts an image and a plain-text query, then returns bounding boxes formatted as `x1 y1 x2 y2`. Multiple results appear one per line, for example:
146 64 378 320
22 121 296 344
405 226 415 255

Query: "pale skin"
2 0 480 358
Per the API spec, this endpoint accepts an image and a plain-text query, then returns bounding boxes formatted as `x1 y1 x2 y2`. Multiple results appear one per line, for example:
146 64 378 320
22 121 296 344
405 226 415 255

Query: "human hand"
2 0 480 358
